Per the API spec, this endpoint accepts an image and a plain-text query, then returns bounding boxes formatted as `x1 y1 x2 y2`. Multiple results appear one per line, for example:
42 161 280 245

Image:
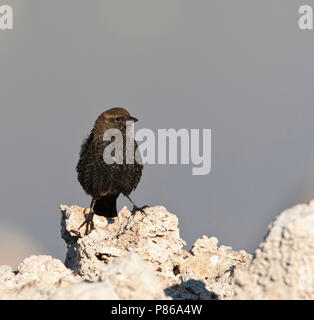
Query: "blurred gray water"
0 0 314 265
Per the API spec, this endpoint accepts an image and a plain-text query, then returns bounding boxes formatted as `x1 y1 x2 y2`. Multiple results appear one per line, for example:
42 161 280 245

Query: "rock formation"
1 200 314 300
0 253 167 300
60 205 250 299
234 200 314 299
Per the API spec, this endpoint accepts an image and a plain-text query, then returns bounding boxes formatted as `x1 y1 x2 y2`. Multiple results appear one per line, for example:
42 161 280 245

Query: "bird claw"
131 205 149 215
78 211 95 235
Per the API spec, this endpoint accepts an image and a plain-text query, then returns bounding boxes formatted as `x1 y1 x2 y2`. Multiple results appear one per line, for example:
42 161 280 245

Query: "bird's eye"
114 117 122 122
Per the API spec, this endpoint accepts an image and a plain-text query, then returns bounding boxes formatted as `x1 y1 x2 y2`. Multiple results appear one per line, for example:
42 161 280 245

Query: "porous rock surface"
60 205 251 299
3 200 314 300
0 255 79 299
0 253 166 300
234 200 314 299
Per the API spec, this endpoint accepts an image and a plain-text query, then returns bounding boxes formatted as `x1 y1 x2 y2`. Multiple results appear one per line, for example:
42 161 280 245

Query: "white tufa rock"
234 200 314 299
60 205 251 299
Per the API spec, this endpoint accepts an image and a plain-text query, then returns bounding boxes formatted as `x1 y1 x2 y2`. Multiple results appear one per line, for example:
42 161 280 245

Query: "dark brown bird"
76 107 147 235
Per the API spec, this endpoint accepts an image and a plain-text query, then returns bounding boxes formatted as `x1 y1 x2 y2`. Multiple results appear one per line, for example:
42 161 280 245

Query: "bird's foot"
131 205 149 215
78 210 95 235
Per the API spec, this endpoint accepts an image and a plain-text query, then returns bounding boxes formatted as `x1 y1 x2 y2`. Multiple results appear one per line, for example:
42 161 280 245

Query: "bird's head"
93 107 138 135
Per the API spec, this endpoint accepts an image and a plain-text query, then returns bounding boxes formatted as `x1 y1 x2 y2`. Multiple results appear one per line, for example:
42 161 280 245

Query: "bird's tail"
93 193 119 217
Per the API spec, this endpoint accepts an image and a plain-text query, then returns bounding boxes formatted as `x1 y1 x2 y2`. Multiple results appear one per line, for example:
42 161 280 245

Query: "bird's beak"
127 116 138 122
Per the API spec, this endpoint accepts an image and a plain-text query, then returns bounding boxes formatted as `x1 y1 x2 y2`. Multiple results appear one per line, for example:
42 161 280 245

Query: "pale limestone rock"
0 253 167 300
172 236 250 299
0 265 12 274
179 235 249 282
99 253 167 300
51 253 166 300
17 255 73 283
0 203 255 300
50 281 119 300
234 200 314 299
60 204 250 299
0 255 78 300
0 265 15 282
61 205 186 286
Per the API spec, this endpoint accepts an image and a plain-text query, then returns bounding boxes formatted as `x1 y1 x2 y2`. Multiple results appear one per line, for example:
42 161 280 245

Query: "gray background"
0 0 314 266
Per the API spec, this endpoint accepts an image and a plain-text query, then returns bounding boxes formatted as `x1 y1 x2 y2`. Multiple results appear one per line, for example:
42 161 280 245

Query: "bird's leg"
125 195 149 215
79 198 96 235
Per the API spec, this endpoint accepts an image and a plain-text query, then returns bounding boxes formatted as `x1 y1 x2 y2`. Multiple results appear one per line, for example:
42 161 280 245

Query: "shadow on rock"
165 279 218 300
